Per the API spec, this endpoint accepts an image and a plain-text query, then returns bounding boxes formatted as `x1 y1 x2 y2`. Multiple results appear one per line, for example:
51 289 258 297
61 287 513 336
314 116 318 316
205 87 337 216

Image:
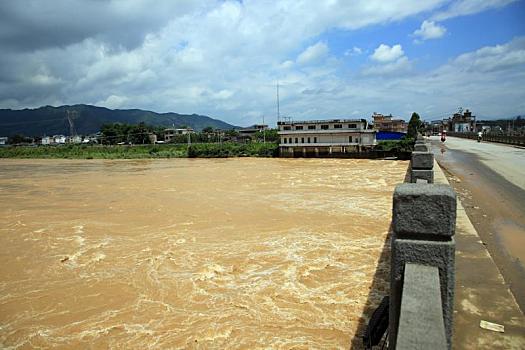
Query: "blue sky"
320 0 525 71
1 0 524 126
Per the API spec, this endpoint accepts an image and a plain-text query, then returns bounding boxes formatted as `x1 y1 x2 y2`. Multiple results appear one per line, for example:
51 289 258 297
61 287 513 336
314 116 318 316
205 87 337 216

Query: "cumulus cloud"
370 44 405 62
431 0 518 21
344 47 363 56
413 20 447 41
297 42 329 65
0 0 201 51
449 36 525 73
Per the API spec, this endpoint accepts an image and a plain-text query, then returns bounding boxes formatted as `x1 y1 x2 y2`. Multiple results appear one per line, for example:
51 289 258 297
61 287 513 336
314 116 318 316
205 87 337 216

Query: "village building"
82 134 100 144
148 133 158 144
277 119 376 157
164 128 194 142
41 136 52 145
53 135 66 144
372 113 408 133
0 137 8 145
67 135 83 144
238 124 268 140
445 109 476 132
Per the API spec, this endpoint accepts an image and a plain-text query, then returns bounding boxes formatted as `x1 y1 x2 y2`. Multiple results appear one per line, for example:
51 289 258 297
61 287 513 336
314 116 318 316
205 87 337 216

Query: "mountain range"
0 104 237 136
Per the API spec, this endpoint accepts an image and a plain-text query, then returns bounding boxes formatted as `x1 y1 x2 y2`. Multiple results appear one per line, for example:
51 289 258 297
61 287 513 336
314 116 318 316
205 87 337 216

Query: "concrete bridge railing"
447 131 525 146
389 138 457 349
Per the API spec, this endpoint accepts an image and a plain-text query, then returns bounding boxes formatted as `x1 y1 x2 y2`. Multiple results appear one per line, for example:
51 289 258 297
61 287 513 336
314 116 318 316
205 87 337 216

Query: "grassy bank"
188 142 278 158
374 138 414 152
0 143 279 159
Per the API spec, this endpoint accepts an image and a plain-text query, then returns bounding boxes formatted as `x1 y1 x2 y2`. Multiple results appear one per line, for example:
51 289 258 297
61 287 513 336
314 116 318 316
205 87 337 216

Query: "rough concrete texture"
411 151 434 169
411 169 434 183
393 183 456 237
432 160 525 349
396 263 447 350
414 143 430 152
390 237 456 349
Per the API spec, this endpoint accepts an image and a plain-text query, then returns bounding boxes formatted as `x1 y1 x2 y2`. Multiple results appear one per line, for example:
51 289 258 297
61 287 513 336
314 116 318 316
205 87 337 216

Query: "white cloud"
413 20 446 41
362 57 412 76
297 42 329 65
344 47 363 56
370 44 405 62
97 94 129 109
431 0 517 21
280 60 294 69
449 36 525 73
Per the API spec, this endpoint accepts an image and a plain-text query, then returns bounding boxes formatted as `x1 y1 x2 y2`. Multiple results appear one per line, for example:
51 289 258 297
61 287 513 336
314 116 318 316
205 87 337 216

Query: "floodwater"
0 158 407 349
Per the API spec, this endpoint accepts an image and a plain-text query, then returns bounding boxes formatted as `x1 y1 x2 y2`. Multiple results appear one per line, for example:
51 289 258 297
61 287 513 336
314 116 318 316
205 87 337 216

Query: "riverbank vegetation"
0 143 279 159
188 142 278 158
375 137 415 152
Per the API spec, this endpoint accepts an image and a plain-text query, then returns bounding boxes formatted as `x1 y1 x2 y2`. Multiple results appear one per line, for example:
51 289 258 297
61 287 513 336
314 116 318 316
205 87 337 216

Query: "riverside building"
277 119 376 157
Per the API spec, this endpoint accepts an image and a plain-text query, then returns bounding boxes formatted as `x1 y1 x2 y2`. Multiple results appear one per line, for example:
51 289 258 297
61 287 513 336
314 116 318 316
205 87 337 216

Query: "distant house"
67 135 82 144
82 134 99 144
0 137 7 145
164 128 194 142
41 136 52 145
53 135 66 144
238 124 268 140
148 133 157 144
277 118 376 157
372 113 407 133
447 109 476 132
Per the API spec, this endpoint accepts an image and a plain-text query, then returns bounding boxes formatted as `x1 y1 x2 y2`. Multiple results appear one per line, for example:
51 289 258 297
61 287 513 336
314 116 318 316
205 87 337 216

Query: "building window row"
282 136 360 144
282 137 318 144
284 123 360 131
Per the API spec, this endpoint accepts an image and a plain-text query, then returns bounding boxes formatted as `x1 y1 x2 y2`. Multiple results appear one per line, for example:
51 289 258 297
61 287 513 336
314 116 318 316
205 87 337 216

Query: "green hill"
0 104 237 136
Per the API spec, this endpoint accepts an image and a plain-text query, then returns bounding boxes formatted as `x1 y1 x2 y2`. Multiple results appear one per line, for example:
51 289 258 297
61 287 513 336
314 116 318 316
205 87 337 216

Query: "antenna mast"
276 82 280 123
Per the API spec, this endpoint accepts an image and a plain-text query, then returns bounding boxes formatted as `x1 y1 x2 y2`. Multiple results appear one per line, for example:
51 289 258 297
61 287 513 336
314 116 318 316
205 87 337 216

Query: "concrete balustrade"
410 140 434 183
388 141 457 349
396 263 448 349
414 143 429 152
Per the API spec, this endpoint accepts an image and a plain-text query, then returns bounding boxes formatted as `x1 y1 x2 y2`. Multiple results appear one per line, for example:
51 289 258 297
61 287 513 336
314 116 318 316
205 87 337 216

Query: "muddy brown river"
0 158 407 349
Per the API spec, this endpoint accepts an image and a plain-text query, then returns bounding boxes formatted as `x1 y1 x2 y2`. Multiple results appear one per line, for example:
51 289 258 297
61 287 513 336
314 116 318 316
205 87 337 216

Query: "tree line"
99 122 279 145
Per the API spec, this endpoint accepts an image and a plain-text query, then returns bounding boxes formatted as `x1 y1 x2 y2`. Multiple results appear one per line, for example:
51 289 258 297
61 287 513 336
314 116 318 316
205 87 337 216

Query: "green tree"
407 112 422 139
225 129 239 137
202 126 214 133
254 129 279 142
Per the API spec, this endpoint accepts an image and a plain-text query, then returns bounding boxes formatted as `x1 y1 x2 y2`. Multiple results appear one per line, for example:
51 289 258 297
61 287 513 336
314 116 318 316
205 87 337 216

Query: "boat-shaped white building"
277 119 377 157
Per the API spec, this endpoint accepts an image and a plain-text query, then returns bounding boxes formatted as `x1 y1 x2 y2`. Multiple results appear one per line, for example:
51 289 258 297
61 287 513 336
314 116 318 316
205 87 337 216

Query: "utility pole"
66 110 78 136
263 115 266 144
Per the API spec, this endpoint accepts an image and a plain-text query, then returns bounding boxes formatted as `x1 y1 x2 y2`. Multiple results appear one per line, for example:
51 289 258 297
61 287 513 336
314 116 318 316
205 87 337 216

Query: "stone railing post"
411 140 434 183
389 183 456 349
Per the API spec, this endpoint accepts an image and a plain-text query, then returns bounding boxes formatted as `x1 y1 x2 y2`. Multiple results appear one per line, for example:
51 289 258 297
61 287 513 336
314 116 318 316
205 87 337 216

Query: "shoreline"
0 143 411 160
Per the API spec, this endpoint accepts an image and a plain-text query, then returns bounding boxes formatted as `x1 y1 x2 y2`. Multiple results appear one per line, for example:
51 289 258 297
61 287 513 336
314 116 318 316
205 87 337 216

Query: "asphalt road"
429 136 525 312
